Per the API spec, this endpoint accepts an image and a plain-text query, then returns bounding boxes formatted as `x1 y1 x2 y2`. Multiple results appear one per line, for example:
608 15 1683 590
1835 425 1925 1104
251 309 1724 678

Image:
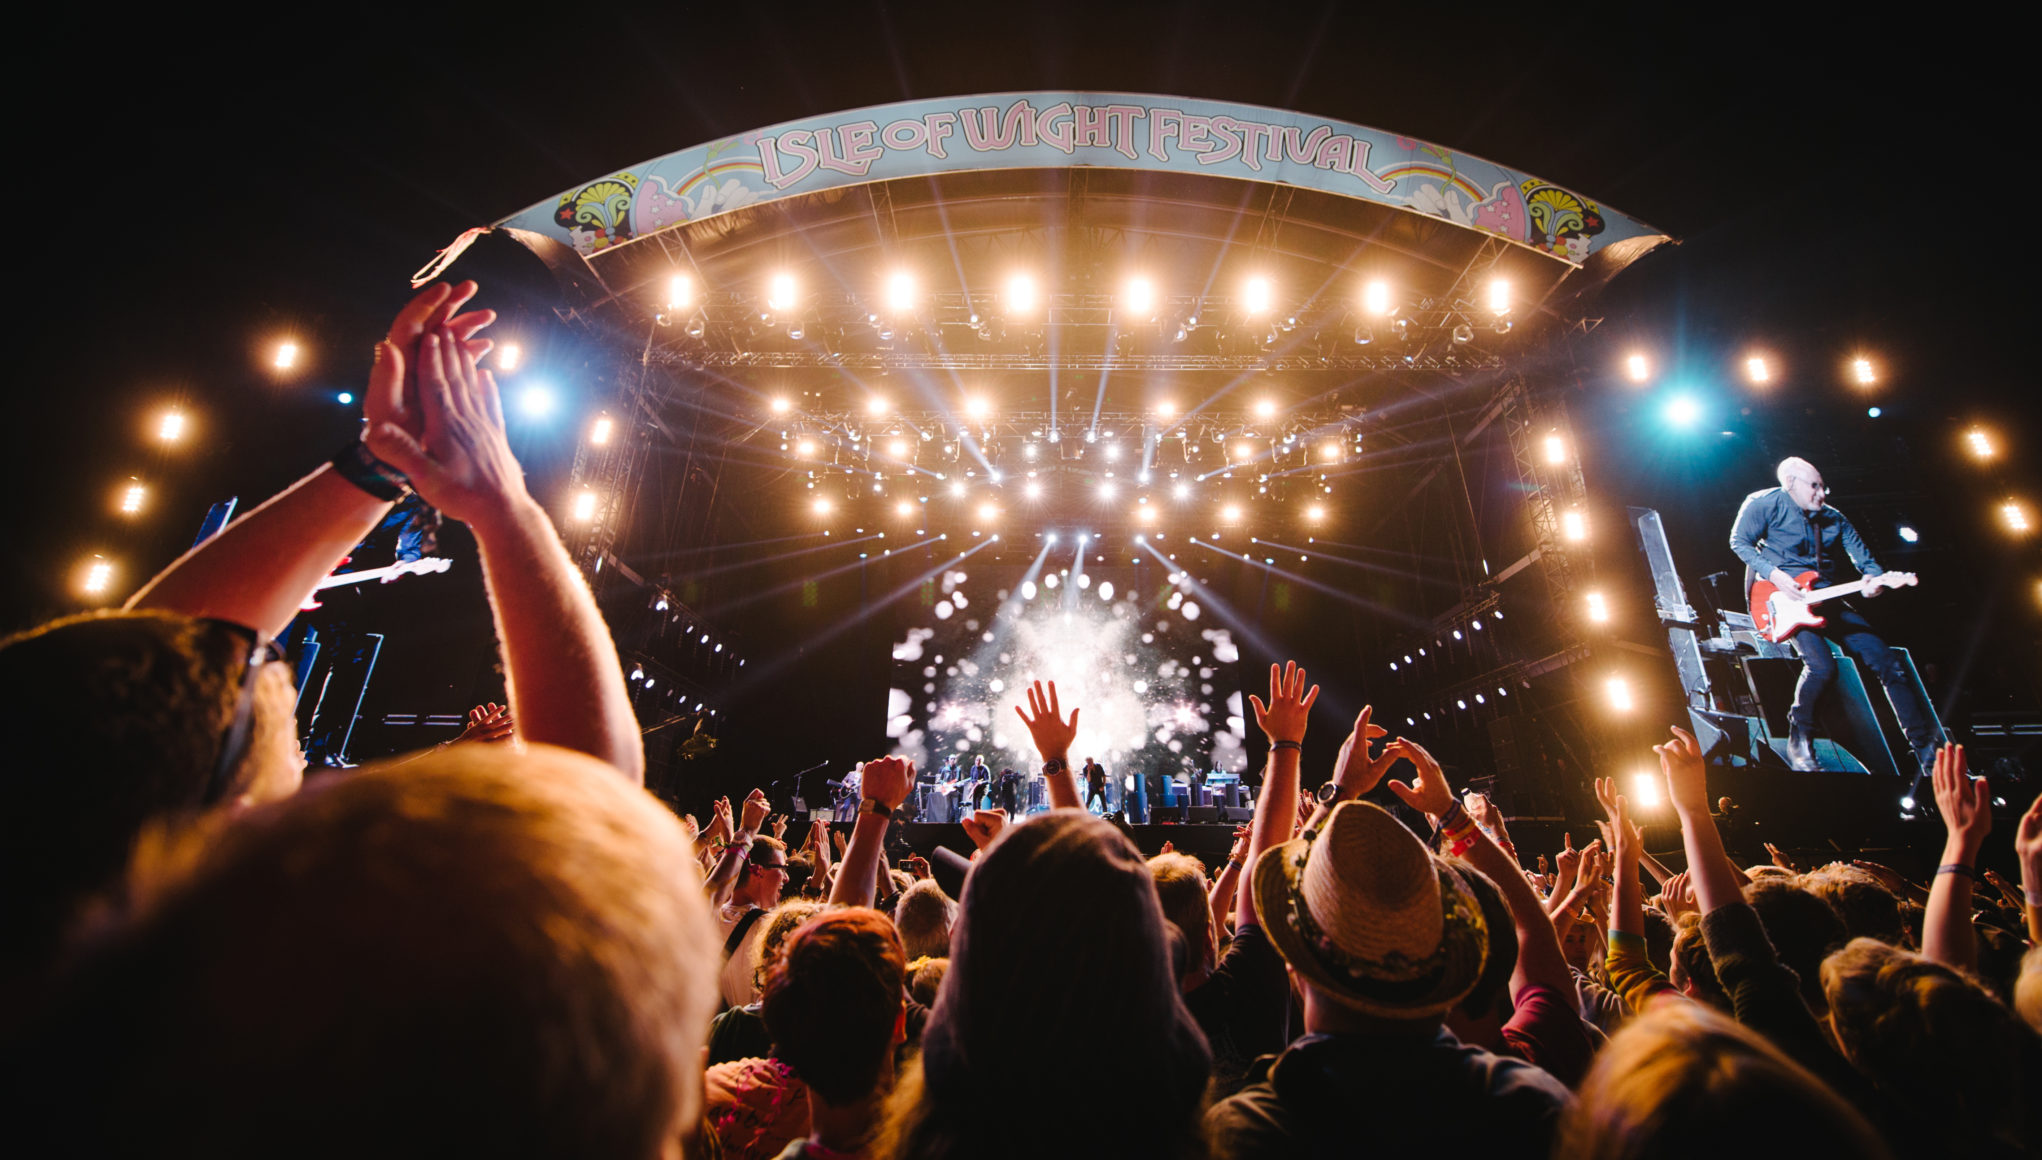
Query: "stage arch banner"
498 92 1664 268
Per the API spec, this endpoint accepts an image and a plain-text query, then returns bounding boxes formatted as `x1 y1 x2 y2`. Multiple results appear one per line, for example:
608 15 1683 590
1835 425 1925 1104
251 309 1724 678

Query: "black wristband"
1271 739 1302 752
1935 863 1976 880
859 799 894 820
332 438 411 501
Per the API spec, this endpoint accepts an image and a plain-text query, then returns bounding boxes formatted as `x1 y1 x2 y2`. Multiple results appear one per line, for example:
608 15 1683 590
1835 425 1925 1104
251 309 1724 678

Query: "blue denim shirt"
1729 487 1882 585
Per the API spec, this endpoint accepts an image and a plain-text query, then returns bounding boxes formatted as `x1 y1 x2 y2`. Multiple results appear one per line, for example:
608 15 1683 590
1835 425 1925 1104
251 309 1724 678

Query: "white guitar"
300 557 453 610
1748 569 1918 644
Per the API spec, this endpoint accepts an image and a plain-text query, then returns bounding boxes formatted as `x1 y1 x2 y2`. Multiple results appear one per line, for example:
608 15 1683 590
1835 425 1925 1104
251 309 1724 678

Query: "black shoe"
1787 725 1817 771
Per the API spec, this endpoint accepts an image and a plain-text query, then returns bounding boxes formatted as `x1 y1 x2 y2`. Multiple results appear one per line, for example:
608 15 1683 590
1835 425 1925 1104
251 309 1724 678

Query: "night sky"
13 8 2036 773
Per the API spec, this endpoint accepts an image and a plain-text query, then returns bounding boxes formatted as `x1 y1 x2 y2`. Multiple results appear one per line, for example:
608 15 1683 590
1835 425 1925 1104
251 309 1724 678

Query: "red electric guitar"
1748 569 1918 644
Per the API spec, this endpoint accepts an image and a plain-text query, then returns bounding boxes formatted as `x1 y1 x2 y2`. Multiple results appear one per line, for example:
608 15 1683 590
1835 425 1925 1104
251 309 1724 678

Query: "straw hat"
1253 800 1488 1020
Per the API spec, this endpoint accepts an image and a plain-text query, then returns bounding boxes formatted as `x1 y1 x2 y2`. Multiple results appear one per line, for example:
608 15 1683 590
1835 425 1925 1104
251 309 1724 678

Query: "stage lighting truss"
643 287 1510 372
769 408 1365 526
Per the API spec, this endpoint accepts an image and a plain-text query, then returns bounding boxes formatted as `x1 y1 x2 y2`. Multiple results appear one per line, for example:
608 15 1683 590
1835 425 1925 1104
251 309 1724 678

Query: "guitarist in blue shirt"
1729 457 1934 773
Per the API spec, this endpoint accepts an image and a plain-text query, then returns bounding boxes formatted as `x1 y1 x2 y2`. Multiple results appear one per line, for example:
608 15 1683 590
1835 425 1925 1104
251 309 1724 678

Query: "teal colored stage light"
1662 393 1702 427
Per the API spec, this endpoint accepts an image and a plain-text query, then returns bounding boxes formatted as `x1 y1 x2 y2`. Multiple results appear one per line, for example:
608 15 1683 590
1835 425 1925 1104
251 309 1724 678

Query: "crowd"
3 282 2038 1159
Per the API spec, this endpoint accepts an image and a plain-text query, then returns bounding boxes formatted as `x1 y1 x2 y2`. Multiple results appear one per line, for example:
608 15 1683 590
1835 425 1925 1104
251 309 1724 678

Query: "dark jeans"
1790 603 1937 763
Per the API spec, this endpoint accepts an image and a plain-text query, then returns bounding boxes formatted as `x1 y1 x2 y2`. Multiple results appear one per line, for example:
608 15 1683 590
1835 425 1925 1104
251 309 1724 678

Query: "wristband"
859 799 895 820
331 438 411 501
1935 863 1977 880
1271 739 1302 752
2027 891 2042 908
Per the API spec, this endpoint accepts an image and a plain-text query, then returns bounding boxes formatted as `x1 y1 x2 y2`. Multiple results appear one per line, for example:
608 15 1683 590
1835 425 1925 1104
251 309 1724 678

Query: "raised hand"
806 818 828 855
770 814 789 841
1227 825 1250 864
1382 738 1454 820
961 808 1008 851
1249 660 1319 745
1762 841 1798 872
1658 869 1696 920
1654 726 1710 814
708 797 733 844
861 756 914 809
905 854 932 881
1160 840 1177 855
364 328 530 529
1932 744 1991 861
679 813 700 846
739 788 772 835
1327 706 1396 799
2018 793 2042 915
1554 833 1582 888
454 701 515 745
1848 860 1913 896
1610 794 1642 868
1014 680 1080 761
1594 775 1620 822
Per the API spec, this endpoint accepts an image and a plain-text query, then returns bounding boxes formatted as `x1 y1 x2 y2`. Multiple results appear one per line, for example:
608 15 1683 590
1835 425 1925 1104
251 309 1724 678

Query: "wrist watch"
1041 758 1069 775
1316 782 1343 804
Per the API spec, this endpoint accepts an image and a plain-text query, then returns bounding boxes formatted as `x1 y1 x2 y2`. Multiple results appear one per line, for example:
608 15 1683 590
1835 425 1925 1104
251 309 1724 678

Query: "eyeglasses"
749 858 789 872
201 621 288 808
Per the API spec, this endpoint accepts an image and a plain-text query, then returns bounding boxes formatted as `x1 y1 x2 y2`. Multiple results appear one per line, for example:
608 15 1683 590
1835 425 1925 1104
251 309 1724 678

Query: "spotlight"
1604 676 1635 713
1003 272 1040 316
1024 444 1039 460
767 272 797 312
157 410 187 443
1897 525 1919 543
1306 504 1326 521
867 397 889 416
1625 353 1650 383
119 481 145 515
1025 481 1044 499
812 496 834 515
1098 482 1118 500
1851 356 1876 385
272 340 301 371
1543 432 1567 465
977 502 999 522
894 500 913 517
1322 442 1342 463
1745 355 1771 385
1234 442 1255 463
1173 482 1191 500
1255 399 1278 419
1222 504 1243 522
1362 279 1392 316
571 490 599 522
1135 505 1158 525
1243 275 1273 315
1663 394 1702 427
666 273 693 310
336 392 354 406
1122 276 1157 318
2003 500 2033 535
1156 400 1178 420
770 396 793 414
1486 277 1511 314
1562 509 1588 543
1966 428 1994 460
589 416 614 446
1900 795 1917 812
684 314 706 339
1867 406 1882 418
794 439 816 457
516 384 557 419
885 271 916 313
949 481 966 498
1630 771 1662 810
965 396 992 420
81 556 114 596
496 343 523 373
888 439 909 458
1451 323 1474 344
1585 591 1610 623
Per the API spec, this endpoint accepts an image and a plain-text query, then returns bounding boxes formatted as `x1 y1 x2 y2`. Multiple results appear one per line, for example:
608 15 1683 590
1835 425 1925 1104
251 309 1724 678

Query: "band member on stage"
994 767 1022 815
1083 757 1108 813
965 755 990 811
1730 457 1936 773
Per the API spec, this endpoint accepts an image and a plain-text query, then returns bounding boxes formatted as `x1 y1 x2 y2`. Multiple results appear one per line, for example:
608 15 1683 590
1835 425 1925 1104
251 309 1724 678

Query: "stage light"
571 490 599 523
1222 504 1243 523
336 392 353 405
1156 399 1178 420
1562 509 1588 543
1900 795 1917 812
1306 504 1326 522
1123 276 1157 317
1098 482 1118 500
1585 591 1610 623
884 270 917 314
977 502 999 522
1897 525 1919 543
1543 432 1567 465
1005 272 1039 315
894 500 914 518
119 481 145 515
1851 356 1876 385
1663 394 1701 427
812 496 833 516
1363 279 1392 316
1255 399 1278 419
1630 771 1662 810
965 396 992 420
496 343 523 372
1234 442 1255 462
516 384 556 418
1135 504 1158 525
1321 442 1342 463
272 340 300 371
1866 406 1883 418
766 272 798 312
888 439 909 458
1625 353 1651 383
81 556 113 597
2003 500 2033 535
1025 481 1044 499
1174 482 1191 500
1604 676 1635 713
158 410 187 443
1966 428 1994 460
666 273 693 310
1243 275 1273 315
1103 443 1121 462
1745 355 1771 385
770 396 793 414
794 438 816 457
589 415 614 445
949 481 966 498
1486 277 1511 314
864 396 891 417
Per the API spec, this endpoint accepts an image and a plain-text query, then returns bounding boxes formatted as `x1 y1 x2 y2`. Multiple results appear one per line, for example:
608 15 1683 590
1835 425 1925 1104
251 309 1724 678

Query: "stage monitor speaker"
1186 806 1220 824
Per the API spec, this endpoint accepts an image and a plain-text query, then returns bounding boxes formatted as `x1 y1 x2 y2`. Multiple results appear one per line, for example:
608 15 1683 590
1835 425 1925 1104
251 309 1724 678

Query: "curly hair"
761 907 907 1107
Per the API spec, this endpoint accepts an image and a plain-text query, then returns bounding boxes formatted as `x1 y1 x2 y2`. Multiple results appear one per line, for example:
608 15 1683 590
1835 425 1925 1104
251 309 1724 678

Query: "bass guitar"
1748 569 1917 644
